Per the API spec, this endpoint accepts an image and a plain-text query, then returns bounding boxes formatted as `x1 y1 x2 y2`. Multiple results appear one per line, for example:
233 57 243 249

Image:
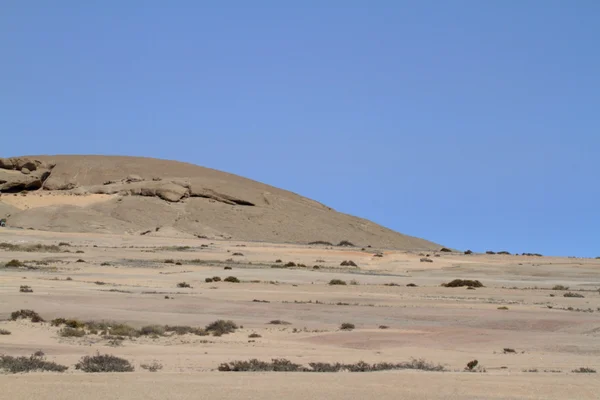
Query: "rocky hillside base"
0 158 53 192
0 157 250 205
0 156 441 250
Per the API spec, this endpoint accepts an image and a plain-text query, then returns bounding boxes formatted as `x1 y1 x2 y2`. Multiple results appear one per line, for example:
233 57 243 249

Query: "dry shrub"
11 309 44 322
75 352 134 372
340 323 355 330
0 351 68 373
19 285 33 293
268 320 291 325
141 361 163 372
59 327 86 337
442 279 483 288
218 358 445 372
205 320 238 336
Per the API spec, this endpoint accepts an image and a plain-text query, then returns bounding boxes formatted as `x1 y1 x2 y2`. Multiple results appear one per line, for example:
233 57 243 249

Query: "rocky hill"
0 155 441 249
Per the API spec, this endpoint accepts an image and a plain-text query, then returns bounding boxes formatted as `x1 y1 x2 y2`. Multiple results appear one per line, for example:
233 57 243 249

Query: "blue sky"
2 1 599 256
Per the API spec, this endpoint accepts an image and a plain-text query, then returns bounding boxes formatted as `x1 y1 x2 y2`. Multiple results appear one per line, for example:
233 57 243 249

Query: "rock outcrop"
0 155 443 250
0 157 54 192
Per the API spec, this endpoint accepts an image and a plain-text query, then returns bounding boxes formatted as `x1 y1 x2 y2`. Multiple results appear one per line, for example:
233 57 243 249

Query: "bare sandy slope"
0 155 441 250
0 228 599 399
0 193 116 210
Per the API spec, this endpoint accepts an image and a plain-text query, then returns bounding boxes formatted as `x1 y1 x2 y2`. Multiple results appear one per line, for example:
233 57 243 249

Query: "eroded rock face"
189 185 254 206
0 158 54 192
0 157 46 172
0 169 43 192
88 181 190 202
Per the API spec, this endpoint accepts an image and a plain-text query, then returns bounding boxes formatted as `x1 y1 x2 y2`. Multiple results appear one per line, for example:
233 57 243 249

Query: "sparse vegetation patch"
75 353 134 372
218 358 445 372
11 309 44 322
340 260 357 267
205 320 238 336
340 323 355 330
442 279 484 288
0 351 68 373
564 292 584 298
572 367 596 373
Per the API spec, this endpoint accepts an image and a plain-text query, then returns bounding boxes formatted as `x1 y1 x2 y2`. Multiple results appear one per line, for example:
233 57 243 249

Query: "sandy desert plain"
0 228 599 399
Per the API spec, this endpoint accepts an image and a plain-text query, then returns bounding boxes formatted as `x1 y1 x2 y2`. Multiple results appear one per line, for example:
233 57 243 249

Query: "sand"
0 228 599 399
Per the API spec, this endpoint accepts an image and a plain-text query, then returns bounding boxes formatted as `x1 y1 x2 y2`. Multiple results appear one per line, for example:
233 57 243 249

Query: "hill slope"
0 155 441 250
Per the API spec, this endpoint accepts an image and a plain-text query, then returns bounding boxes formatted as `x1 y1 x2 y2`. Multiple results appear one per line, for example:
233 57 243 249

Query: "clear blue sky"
2 1 599 257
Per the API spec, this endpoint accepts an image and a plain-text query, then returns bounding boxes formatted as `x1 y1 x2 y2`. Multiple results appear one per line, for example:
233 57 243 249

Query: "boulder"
14 158 38 172
0 169 43 192
0 158 16 170
88 180 189 202
125 174 144 183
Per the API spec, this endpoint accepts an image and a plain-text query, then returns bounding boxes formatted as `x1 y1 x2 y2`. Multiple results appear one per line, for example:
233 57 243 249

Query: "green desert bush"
59 327 86 337
75 353 134 372
51 318 85 329
340 323 355 330
85 321 139 337
177 282 192 288
329 279 347 286
552 285 569 291
212 276 222 282
164 325 208 336
140 325 166 336
248 333 262 338
19 285 33 293
0 351 68 373
205 277 214 283
224 276 240 283
107 323 140 337
0 329 11 335
337 240 355 247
